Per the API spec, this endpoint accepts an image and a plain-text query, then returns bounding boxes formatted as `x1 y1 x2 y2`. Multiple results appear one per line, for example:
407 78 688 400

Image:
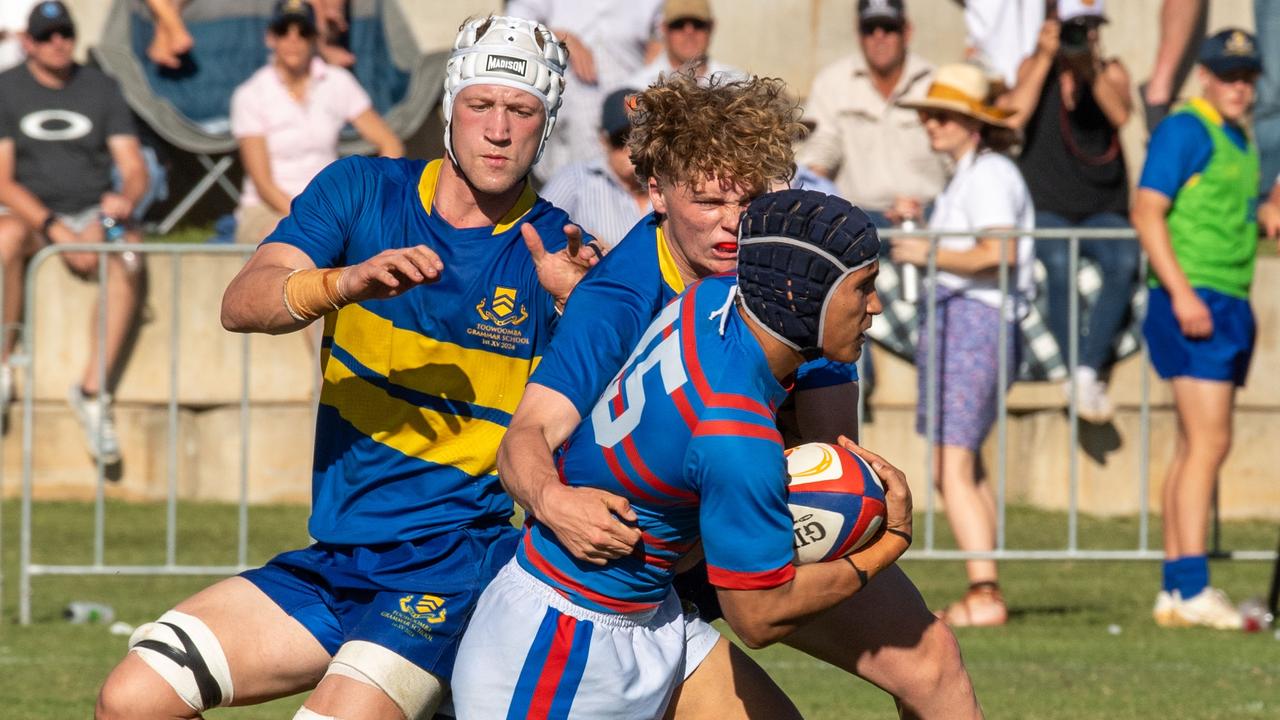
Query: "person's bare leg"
665 637 802 720
0 217 33 359
76 233 144 395
1145 0 1207 106
302 675 420 720
938 446 997 584
1162 415 1189 559
96 577 332 719
1168 378 1235 557
784 565 983 720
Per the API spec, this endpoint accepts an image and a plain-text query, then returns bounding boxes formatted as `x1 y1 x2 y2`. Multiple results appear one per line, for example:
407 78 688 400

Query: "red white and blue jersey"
531 214 856 420
516 274 798 613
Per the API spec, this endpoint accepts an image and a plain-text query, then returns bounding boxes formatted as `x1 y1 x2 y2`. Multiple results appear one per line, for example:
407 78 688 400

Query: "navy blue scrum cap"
736 188 880 360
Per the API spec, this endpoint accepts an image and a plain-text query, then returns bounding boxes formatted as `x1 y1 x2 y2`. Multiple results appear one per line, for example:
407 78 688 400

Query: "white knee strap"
127 610 234 712
293 708 340 720
323 641 445 720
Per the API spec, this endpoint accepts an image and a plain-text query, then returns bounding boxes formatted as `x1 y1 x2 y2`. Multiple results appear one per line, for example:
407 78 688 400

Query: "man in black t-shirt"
0 1 147 464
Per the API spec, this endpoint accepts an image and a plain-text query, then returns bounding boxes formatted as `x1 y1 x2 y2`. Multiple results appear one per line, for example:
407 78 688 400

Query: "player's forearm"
496 422 562 514
718 536 908 649
221 263 315 334
0 181 53 231
1132 196 1193 298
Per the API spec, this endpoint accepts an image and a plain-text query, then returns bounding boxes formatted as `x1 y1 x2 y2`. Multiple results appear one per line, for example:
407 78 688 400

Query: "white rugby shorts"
451 559 720 719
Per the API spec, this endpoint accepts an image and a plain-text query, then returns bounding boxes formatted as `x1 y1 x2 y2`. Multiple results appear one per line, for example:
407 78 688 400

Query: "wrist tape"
283 268 350 322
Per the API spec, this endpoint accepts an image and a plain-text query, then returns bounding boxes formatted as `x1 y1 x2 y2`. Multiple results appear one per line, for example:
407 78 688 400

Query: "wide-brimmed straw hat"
899 63 1012 127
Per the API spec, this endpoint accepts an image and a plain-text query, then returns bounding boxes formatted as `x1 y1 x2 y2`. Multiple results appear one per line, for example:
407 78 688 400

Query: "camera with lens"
1059 19 1092 55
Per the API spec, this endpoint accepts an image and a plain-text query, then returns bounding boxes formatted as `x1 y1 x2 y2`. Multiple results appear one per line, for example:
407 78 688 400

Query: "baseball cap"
1057 0 1107 24
1199 28 1262 76
27 1 75 38
269 0 317 34
857 0 905 24
601 87 638 136
664 0 713 24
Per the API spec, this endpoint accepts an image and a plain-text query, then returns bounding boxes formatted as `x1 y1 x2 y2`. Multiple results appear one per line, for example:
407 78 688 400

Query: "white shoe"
1063 369 1114 424
1170 588 1244 630
67 385 121 464
1153 590 1180 627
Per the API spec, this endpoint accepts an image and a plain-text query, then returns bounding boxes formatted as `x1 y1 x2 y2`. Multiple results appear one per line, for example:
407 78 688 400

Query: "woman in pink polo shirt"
230 0 401 245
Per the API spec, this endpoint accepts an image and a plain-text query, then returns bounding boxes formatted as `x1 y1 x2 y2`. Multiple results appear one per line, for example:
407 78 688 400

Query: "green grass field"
1 500 1277 718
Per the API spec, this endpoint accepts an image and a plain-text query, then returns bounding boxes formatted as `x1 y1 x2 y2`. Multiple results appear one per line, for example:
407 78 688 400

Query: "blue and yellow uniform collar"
417 158 538 235
656 225 686 294
1187 97 1225 127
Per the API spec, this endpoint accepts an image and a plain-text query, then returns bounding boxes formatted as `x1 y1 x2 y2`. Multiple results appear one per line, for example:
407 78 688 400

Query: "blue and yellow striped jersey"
265 156 572 545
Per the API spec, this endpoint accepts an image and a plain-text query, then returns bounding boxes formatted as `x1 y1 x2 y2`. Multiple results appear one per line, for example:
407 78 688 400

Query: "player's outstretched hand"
537 482 640 565
837 436 912 556
523 222 602 310
340 246 443 302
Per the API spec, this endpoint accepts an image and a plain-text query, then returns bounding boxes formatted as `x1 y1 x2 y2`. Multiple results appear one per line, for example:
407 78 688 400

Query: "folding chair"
91 0 447 234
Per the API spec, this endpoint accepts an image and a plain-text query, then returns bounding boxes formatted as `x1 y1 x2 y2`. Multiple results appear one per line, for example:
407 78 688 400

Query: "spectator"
143 0 354 69
230 0 401 246
0 0 38 72
1000 0 1135 424
628 0 746 88
540 87 649 248
1133 29 1275 630
505 0 664 182
797 0 947 228
0 1 148 463
894 63 1034 628
1255 0 1280 195
956 0 1044 88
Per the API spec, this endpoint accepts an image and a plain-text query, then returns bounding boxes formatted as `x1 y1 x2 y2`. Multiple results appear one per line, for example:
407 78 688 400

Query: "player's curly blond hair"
628 74 803 193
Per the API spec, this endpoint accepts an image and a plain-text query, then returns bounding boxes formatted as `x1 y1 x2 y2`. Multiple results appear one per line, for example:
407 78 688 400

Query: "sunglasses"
32 28 75 43
859 19 904 36
667 18 711 32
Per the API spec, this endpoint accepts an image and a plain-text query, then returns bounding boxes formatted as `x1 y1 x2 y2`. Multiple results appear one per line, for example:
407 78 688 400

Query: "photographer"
1000 0 1135 424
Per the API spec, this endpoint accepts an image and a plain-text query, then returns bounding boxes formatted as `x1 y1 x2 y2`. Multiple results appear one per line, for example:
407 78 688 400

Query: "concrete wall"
4 252 1279 521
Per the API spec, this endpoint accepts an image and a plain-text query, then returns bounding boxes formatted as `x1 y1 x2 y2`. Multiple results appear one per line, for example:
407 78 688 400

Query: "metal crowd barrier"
870 227 1276 564
16 243 256 625
9 232 1277 625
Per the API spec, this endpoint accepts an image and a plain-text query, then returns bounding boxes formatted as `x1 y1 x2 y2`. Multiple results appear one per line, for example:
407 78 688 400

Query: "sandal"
936 581 1008 627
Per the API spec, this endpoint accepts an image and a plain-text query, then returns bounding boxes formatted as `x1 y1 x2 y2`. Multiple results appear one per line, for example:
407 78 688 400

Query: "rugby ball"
785 442 887 564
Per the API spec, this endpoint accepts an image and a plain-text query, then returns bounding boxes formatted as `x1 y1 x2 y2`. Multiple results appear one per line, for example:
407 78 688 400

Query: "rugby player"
499 75 983 719
452 188 908 718
96 16 595 720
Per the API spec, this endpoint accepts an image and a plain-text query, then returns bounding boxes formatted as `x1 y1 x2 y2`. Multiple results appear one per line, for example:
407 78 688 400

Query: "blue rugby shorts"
241 522 519 680
1143 286 1255 386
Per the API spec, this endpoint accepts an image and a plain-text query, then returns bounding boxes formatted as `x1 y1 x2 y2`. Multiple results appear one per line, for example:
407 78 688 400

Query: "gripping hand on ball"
838 436 913 559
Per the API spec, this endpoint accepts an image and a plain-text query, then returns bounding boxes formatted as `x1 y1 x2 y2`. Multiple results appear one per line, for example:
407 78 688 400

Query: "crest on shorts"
476 286 529 327
398 594 448 624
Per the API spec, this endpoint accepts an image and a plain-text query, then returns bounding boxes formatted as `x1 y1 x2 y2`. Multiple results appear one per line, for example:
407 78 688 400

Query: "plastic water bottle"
898 218 920 303
100 214 126 243
1238 597 1272 633
64 601 115 624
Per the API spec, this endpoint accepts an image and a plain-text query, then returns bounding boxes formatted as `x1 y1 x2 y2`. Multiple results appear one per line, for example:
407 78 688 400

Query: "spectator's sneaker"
1063 374 1115 424
1153 590 1180 627
1171 588 1244 630
67 385 121 464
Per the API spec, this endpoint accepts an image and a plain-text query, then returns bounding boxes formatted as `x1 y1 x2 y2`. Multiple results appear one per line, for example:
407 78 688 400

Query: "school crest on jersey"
476 286 529 327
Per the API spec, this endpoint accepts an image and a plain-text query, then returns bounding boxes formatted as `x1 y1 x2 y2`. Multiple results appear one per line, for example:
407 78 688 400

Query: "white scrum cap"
443 16 568 165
